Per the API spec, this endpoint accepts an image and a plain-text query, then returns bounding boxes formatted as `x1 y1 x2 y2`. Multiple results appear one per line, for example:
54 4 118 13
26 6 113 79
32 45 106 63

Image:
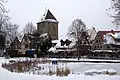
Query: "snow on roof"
117 33 120 38
52 40 58 43
88 29 92 35
40 9 48 21
55 40 68 48
54 35 68 48
50 35 76 52
48 47 58 53
103 33 120 45
103 33 115 44
38 9 58 23
40 33 48 38
40 19 58 23
110 33 120 38
68 42 76 48
89 27 97 41
54 39 75 48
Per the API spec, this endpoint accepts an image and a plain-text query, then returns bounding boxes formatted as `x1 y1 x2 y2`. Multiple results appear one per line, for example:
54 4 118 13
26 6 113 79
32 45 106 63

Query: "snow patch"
48 47 58 53
85 69 117 76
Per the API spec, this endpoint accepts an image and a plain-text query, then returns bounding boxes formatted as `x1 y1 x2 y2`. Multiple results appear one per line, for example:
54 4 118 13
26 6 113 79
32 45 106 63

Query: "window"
107 46 110 49
84 41 86 44
25 44 28 48
97 46 99 49
96 40 98 43
6 41 9 44
90 41 92 44
99 40 100 43
94 46 96 49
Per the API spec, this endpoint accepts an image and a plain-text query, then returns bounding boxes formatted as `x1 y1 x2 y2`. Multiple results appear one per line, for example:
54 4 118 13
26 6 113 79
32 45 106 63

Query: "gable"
9 37 20 49
45 10 57 20
38 9 58 23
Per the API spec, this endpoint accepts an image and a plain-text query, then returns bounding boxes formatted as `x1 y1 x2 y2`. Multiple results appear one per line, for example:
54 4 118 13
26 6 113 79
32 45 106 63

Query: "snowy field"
1 57 120 80
67 63 120 74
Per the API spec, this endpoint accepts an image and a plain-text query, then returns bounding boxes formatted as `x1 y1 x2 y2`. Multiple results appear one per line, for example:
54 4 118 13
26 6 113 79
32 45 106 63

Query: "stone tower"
37 10 59 40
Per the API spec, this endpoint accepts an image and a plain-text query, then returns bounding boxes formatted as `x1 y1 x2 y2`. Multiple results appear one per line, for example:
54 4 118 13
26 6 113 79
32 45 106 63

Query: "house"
48 27 97 58
37 9 59 40
48 39 76 58
20 32 52 57
88 27 97 42
92 30 120 50
7 37 20 57
20 33 43 54
20 34 31 54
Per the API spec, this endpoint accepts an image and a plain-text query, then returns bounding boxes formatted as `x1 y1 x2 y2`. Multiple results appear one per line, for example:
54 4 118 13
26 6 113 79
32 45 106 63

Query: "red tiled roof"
98 30 120 40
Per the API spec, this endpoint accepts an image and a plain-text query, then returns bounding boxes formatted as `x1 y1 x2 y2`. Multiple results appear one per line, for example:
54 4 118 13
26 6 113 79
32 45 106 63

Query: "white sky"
5 0 113 37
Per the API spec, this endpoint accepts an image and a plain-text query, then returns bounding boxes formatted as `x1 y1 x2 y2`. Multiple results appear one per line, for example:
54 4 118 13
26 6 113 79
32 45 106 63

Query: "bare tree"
110 0 120 27
68 19 87 40
0 10 21 45
23 22 36 34
3 22 20 42
0 13 10 30
68 19 88 59
0 0 8 13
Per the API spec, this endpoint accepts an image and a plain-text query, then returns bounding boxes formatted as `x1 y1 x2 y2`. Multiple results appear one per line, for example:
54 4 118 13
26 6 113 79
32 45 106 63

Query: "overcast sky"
5 0 112 37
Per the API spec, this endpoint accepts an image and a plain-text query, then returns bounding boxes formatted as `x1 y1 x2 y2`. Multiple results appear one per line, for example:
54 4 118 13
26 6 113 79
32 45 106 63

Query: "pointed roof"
44 10 57 20
89 27 97 41
10 37 20 46
37 9 58 23
13 37 20 43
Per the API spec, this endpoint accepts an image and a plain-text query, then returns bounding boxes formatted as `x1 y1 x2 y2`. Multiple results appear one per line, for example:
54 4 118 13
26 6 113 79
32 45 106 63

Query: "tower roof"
37 9 58 23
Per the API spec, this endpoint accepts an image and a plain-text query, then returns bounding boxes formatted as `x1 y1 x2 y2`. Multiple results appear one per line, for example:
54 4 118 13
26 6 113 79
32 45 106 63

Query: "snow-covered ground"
1 57 120 80
67 62 120 74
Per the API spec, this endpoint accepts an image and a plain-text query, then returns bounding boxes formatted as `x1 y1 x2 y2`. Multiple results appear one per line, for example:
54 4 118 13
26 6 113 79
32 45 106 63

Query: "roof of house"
12 37 20 43
88 27 97 41
97 30 120 39
48 39 76 53
37 9 58 23
49 38 76 53
9 37 20 48
97 30 120 45
98 30 120 34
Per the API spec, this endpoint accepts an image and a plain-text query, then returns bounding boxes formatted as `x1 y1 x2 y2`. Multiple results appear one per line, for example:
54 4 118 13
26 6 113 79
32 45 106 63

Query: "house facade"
88 27 97 42
92 30 120 50
7 37 20 57
20 33 52 57
20 34 31 54
37 10 59 40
